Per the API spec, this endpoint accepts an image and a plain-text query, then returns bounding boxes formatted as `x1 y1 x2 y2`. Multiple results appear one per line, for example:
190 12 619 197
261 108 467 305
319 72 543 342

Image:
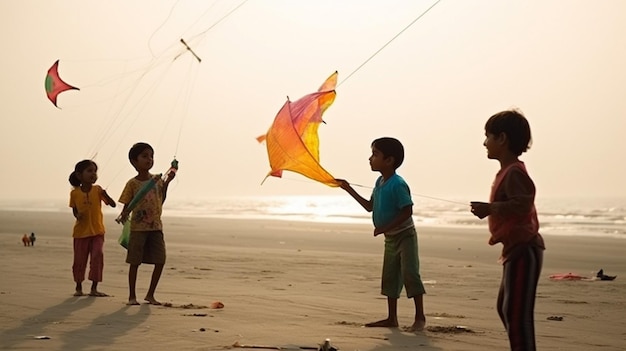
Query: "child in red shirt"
471 109 545 351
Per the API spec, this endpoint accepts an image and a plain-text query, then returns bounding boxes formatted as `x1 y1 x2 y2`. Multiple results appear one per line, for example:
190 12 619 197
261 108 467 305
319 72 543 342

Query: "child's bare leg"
144 263 164 305
127 264 140 305
365 297 399 327
407 294 426 331
89 281 108 297
74 282 84 296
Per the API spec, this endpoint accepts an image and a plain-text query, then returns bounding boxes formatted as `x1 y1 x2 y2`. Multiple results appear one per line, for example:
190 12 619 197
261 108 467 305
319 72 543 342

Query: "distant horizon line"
1 194 626 201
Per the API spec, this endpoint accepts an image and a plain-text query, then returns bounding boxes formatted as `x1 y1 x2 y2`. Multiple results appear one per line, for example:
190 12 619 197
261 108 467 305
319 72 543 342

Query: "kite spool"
163 158 179 181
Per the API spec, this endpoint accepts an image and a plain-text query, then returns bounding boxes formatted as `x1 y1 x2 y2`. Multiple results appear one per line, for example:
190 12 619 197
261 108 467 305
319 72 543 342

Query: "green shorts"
381 227 425 298
126 230 166 265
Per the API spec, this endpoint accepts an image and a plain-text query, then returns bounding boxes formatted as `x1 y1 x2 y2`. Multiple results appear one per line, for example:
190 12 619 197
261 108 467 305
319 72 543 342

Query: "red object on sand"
549 273 585 281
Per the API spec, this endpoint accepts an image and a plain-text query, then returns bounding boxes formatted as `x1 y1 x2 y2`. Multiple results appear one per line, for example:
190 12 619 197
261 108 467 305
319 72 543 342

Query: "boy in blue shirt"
336 137 426 331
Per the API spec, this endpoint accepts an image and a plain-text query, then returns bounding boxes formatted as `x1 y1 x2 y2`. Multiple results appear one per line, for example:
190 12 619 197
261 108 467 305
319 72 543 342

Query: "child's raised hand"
470 201 491 219
164 171 176 184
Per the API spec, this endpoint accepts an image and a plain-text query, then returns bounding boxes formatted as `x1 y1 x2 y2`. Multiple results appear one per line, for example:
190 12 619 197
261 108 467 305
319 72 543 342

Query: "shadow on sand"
0 296 95 350
0 296 151 351
368 327 443 351
58 303 151 350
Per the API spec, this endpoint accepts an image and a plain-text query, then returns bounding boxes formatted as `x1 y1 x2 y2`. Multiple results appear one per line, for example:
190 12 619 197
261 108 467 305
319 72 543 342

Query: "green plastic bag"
118 220 130 249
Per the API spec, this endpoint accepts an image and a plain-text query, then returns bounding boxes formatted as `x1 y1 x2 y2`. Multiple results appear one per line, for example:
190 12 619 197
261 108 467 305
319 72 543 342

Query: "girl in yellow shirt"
68 160 116 297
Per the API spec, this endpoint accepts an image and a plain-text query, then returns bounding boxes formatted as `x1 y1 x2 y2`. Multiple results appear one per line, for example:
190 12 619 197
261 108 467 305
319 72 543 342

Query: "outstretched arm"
101 189 116 208
162 172 176 204
335 179 372 212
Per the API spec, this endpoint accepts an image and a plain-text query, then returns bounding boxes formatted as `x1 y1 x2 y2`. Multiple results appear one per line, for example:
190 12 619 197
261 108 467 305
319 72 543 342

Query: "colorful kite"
45 60 79 108
257 71 340 187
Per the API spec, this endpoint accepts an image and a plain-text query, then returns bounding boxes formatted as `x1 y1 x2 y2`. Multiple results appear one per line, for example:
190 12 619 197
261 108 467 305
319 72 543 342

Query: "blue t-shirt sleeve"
393 179 413 209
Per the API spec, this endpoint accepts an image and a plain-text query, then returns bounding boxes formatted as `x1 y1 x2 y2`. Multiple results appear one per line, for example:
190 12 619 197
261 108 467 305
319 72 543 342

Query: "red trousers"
498 245 543 351
73 235 104 283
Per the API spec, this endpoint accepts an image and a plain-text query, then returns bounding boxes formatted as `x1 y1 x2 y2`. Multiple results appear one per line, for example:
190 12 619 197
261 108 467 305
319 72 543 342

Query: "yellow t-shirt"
69 185 106 238
118 175 164 231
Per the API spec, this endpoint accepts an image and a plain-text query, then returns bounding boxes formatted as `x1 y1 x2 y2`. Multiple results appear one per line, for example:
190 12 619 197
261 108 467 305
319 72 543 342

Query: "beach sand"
0 210 624 351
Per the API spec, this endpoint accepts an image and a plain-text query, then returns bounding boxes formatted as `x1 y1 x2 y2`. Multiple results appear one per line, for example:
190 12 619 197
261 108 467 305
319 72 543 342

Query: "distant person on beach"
22 234 30 246
336 137 426 332
69 159 116 297
470 109 545 351
29 232 36 246
118 142 175 306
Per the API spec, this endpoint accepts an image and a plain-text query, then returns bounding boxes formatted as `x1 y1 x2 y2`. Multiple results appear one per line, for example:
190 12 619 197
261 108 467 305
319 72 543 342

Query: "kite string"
174 62 200 157
189 0 249 40
155 57 200 159
275 176 468 206
102 52 196 190
85 48 186 159
179 0 219 38
338 0 442 87
349 182 469 206
98 62 178 190
148 0 181 58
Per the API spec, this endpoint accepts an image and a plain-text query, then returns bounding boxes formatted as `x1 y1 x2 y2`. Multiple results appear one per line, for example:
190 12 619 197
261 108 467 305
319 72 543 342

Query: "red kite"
45 60 79 108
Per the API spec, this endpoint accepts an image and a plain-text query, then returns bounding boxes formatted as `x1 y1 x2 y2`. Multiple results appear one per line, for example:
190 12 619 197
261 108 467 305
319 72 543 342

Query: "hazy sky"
1 0 625 203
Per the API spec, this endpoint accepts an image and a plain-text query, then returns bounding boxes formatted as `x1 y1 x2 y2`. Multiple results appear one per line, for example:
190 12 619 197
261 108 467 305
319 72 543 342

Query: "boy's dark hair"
69 159 97 187
128 142 154 162
372 137 404 169
485 109 532 156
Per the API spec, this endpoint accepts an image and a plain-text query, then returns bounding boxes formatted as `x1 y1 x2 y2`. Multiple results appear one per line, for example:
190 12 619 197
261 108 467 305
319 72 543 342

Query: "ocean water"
1 195 625 239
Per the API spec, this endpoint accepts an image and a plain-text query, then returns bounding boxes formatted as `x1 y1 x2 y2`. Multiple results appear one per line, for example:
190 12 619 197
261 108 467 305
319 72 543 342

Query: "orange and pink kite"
257 72 340 187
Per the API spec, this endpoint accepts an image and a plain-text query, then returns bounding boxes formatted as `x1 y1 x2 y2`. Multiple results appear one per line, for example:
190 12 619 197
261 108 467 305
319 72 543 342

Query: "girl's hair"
69 160 98 187
372 137 405 169
485 109 532 156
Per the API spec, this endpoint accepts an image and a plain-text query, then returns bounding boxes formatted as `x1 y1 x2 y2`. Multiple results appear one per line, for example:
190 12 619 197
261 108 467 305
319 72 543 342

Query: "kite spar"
175 38 202 63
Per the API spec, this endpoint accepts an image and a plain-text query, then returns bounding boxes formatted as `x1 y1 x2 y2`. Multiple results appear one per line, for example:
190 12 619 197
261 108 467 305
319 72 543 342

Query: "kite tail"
260 174 269 185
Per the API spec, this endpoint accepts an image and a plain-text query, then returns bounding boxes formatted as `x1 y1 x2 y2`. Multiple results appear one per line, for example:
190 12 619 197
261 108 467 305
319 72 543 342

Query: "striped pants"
498 246 543 351
73 235 105 283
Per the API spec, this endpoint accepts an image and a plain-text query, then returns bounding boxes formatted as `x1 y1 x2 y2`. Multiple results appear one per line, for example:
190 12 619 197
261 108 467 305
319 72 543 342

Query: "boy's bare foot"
365 318 399 328
404 319 426 332
89 291 109 297
144 296 162 305
73 290 84 296
127 298 140 306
